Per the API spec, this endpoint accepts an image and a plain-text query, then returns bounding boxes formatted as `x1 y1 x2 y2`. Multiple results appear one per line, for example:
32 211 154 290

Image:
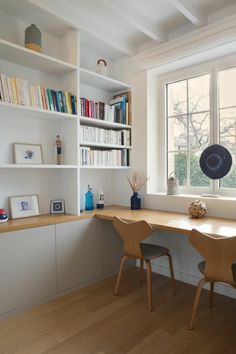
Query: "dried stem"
127 172 149 192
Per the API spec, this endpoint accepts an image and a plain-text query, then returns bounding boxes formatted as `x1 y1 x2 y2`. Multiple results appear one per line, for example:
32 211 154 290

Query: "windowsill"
149 192 236 202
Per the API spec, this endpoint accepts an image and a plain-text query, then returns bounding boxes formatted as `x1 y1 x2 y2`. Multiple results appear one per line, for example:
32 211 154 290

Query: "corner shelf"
0 38 77 76
0 164 78 169
80 142 131 149
80 116 131 129
0 102 78 120
80 68 131 92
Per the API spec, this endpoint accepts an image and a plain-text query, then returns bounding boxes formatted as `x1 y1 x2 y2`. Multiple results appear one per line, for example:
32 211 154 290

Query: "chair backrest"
113 217 153 258
189 229 236 286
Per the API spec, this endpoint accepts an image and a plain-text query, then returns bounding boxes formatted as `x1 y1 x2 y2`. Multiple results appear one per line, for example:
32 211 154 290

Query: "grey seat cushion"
198 261 236 283
140 243 169 260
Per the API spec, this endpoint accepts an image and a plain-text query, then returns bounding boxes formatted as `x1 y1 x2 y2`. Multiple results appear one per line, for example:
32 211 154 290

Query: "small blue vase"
131 192 141 210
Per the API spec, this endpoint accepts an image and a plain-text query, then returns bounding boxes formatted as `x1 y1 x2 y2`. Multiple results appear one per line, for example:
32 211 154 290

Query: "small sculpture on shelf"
0 209 8 223
127 172 149 210
96 187 104 209
188 200 207 218
55 134 63 165
25 24 42 53
96 59 108 76
167 171 179 195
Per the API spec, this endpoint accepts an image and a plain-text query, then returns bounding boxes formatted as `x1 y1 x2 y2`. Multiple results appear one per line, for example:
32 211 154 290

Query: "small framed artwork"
13 143 43 164
50 200 65 214
9 195 39 219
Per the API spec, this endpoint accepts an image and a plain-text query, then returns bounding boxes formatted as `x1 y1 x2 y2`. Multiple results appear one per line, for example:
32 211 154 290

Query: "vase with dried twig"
127 172 149 210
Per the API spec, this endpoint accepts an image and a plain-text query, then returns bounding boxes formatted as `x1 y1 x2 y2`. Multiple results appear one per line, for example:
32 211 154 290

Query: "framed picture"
9 195 39 219
50 200 65 214
13 143 43 164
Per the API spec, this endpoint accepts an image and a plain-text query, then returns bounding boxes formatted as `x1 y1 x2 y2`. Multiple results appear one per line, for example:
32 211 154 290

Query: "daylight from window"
166 66 236 191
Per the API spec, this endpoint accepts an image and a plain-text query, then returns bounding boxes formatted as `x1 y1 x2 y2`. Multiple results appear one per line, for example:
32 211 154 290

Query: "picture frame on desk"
9 195 40 219
13 143 43 164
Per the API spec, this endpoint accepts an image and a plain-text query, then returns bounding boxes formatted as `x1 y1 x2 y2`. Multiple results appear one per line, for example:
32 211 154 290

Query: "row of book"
80 147 130 167
80 126 131 146
80 91 131 125
0 73 77 114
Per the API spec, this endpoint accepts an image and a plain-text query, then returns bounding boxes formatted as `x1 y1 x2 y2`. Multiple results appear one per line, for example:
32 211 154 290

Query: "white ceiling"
29 0 236 58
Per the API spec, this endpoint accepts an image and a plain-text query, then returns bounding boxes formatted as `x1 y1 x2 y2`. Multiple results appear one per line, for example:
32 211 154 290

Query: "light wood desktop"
1 205 236 237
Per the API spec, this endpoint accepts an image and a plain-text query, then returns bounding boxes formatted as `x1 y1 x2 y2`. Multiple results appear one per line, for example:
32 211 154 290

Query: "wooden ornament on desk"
188 200 207 218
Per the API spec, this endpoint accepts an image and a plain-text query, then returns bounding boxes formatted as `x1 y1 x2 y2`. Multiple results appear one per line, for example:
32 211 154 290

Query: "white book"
1 74 9 102
0 75 4 101
6 77 13 103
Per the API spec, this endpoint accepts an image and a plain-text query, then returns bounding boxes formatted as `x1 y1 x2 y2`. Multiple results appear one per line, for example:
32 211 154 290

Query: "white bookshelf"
0 39 77 76
0 164 78 169
0 5 80 215
80 116 131 129
80 166 131 170
80 68 130 92
80 142 131 149
0 101 78 120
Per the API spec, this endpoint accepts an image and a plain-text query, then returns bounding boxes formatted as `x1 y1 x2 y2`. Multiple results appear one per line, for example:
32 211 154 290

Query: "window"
162 63 236 195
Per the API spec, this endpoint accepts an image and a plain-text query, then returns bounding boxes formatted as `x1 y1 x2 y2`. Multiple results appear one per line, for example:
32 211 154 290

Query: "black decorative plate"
199 144 232 180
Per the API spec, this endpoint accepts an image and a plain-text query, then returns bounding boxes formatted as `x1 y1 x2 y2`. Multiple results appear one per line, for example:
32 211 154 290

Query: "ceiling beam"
28 0 135 56
170 0 206 26
103 0 167 42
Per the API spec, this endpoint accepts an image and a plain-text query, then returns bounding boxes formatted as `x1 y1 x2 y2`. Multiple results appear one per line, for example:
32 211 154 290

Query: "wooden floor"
0 268 235 354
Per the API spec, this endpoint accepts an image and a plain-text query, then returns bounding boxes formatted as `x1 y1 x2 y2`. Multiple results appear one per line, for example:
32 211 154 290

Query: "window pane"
168 152 187 186
219 67 236 108
188 75 210 113
190 151 210 187
167 80 187 116
219 108 236 152
189 112 210 150
220 154 236 188
168 116 187 151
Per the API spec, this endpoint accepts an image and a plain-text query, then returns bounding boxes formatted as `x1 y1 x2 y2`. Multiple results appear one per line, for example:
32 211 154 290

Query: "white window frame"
157 55 236 197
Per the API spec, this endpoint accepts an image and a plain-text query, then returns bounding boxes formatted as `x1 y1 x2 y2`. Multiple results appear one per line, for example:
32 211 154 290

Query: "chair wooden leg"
140 259 144 283
114 255 127 296
167 253 176 294
145 260 153 312
189 277 207 330
209 282 214 308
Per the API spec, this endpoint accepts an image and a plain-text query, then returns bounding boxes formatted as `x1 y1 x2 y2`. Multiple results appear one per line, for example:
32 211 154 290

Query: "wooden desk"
1 205 236 237
94 206 236 238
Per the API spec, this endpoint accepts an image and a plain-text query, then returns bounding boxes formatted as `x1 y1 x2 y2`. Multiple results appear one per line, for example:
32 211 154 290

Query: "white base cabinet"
0 225 56 316
0 218 129 317
56 219 104 292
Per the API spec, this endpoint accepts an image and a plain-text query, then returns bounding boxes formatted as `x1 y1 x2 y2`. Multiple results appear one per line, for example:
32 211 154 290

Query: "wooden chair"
189 228 236 329
113 216 175 311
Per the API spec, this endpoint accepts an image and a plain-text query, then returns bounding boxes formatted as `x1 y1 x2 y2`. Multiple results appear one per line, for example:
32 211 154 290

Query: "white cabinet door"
56 218 103 292
0 225 56 316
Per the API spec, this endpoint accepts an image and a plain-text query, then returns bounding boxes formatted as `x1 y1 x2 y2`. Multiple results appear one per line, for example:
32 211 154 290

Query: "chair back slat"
113 217 153 258
189 229 236 285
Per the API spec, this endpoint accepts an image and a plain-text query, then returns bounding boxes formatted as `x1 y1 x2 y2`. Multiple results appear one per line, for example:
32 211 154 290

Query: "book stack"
80 91 131 125
80 126 131 146
80 147 129 167
0 73 77 114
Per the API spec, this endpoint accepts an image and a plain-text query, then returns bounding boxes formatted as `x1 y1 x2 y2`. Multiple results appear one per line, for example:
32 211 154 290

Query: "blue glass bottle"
85 185 94 210
131 192 141 210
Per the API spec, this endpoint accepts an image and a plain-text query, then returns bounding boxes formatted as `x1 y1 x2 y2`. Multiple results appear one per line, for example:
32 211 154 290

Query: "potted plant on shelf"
127 172 149 210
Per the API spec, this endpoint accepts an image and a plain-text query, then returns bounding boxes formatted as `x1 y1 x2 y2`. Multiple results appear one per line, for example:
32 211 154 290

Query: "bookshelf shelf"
80 68 130 92
80 116 131 129
0 39 77 76
80 166 131 170
0 102 78 120
80 142 131 149
0 164 78 169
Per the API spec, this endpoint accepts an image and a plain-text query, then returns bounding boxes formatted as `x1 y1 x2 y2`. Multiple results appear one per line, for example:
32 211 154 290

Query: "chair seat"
140 243 169 260
198 261 236 283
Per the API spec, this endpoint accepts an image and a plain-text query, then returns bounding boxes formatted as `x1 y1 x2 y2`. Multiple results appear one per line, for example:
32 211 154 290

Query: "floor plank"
0 268 235 354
